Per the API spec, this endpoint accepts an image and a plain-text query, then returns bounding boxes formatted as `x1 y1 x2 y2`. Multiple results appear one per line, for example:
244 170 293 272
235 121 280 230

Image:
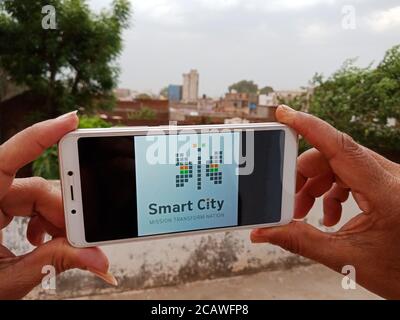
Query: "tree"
309 45 400 157
128 106 156 120
259 86 274 94
277 90 310 112
159 86 168 98
136 93 152 100
0 0 131 117
0 69 24 102
0 69 7 101
228 80 258 94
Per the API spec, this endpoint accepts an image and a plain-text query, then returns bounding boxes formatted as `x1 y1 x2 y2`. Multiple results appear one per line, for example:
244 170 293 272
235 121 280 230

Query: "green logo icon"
176 144 223 190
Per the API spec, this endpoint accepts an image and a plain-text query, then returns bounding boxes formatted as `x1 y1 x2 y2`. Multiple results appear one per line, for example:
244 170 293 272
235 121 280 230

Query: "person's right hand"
251 105 400 299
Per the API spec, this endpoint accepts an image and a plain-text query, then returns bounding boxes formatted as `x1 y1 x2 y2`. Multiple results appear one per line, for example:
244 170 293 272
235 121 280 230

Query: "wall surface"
3 182 360 299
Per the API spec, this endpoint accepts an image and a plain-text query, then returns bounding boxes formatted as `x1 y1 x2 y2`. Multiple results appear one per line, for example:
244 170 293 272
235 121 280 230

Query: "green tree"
309 45 400 156
0 0 131 117
0 69 7 101
228 80 258 94
78 114 114 128
136 93 152 100
259 86 274 94
159 86 168 98
277 90 309 112
128 106 156 120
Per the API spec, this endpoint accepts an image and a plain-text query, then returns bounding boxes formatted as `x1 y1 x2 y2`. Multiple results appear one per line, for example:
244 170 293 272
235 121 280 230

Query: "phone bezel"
58 123 298 248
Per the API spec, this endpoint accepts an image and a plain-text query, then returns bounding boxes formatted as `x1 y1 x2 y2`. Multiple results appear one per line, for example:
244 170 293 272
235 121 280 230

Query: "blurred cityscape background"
1 0 399 180
0 0 399 299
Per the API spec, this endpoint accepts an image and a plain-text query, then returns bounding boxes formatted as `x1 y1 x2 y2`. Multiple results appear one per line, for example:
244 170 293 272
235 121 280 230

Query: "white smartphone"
58 123 298 248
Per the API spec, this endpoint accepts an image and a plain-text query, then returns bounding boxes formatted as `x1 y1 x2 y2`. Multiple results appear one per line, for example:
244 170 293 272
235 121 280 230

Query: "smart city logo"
176 144 223 190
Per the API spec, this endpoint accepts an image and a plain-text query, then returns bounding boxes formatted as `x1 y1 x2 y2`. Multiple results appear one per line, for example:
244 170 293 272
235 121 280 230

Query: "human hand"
251 105 400 299
0 112 117 299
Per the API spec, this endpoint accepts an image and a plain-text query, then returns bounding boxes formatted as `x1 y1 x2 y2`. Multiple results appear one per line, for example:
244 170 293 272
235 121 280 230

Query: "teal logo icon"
135 132 239 237
176 144 223 190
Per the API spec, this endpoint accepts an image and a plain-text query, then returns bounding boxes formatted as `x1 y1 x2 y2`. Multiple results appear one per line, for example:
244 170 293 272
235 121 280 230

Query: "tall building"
182 69 199 103
114 88 132 101
168 85 182 102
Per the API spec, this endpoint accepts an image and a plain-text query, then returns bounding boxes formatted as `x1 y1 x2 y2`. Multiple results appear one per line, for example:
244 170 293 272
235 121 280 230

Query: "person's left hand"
0 112 116 300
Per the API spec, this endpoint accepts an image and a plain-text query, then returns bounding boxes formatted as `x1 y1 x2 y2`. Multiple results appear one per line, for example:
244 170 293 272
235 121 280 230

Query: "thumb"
276 105 387 201
0 238 116 300
251 222 348 272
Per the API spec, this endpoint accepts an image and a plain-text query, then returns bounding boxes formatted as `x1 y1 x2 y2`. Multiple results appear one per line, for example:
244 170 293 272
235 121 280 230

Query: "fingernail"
251 234 269 244
277 105 296 124
250 229 269 242
250 237 262 243
88 268 118 286
38 233 46 245
57 110 78 120
252 229 266 236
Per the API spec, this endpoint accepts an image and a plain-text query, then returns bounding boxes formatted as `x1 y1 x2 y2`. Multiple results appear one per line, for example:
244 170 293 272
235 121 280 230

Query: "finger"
298 148 331 179
251 222 347 272
0 238 117 300
352 191 372 214
27 215 65 247
0 208 12 230
36 216 65 238
323 184 350 227
334 175 349 189
0 111 78 199
0 244 15 259
276 105 387 197
295 172 334 219
0 178 64 230
27 216 46 247
297 148 332 192
296 171 307 193
366 147 400 177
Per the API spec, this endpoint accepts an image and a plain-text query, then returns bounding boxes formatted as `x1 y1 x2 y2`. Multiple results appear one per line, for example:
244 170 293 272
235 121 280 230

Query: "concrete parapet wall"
3 182 359 299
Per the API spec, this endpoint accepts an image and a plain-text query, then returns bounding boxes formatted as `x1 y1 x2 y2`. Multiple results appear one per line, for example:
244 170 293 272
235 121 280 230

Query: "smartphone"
58 123 297 248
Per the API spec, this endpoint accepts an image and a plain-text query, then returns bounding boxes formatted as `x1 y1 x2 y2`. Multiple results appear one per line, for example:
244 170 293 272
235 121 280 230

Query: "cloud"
134 0 185 25
301 23 333 41
197 0 336 12
88 0 400 96
196 0 240 11
366 6 400 32
263 0 336 12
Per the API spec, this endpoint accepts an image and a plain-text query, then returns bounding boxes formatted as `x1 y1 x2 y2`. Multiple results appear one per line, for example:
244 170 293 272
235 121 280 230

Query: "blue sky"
89 0 400 97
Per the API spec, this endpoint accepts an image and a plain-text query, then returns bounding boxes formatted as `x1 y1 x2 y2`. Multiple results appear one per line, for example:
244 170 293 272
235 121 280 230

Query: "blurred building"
114 88 133 101
270 89 311 111
224 117 250 124
258 94 274 106
98 98 169 126
168 85 183 102
272 90 302 103
182 69 199 103
255 105 277 120
197 95 216 112
217 92 258 115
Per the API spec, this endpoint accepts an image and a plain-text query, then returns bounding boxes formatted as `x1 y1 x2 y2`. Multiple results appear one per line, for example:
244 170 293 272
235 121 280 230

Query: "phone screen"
78 130 285 242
